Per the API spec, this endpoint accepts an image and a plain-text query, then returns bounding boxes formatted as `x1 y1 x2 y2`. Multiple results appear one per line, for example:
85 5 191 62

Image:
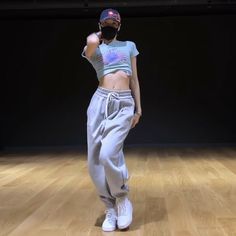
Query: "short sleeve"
130 41 139 57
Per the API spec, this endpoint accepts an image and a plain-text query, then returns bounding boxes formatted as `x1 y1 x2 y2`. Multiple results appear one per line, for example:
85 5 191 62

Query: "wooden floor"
0 147 236 236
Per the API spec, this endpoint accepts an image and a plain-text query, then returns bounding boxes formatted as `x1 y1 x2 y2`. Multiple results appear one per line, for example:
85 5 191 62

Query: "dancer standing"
82 8 142 231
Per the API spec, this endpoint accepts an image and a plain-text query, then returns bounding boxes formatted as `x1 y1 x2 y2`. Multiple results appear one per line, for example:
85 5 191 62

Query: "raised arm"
84 32 101 59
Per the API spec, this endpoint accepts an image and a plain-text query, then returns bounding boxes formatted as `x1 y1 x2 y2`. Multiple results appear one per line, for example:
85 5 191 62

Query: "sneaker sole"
117 220 132 229
117 217 132 230
102 226 116 232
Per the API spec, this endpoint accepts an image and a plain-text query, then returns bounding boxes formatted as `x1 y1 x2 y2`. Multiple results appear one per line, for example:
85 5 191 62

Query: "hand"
95 31 102 41
131 113 141 129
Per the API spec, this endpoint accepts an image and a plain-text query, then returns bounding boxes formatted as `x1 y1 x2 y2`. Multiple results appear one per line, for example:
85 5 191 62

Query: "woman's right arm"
84 32 101 59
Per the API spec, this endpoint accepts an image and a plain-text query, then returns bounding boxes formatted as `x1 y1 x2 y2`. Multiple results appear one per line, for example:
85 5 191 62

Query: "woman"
81 8 142 232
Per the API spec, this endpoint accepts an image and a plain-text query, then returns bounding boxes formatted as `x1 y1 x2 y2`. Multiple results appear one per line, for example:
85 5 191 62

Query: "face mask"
101 26 118 40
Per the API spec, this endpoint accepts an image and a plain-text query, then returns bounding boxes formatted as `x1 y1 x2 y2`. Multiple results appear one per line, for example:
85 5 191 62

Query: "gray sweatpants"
87 86 135 208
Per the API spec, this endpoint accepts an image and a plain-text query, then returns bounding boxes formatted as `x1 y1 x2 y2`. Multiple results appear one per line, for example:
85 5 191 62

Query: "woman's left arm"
130 56 142 128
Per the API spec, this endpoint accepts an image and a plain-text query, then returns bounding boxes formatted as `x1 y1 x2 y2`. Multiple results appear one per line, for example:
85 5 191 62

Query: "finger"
131 122 135 128
131 120 135 128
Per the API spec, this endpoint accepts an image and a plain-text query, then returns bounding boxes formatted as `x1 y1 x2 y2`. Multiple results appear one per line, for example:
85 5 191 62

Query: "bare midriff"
99 70 131 90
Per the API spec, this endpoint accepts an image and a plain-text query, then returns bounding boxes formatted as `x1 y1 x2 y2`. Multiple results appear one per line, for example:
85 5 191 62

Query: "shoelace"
105 209 117 223
117 199 127 216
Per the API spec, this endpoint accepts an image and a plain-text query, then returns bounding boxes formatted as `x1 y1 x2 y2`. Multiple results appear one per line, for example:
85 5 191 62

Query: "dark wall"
1 13 236 149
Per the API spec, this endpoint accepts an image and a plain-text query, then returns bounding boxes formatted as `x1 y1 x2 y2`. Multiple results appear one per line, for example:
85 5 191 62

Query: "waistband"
96 86 132 98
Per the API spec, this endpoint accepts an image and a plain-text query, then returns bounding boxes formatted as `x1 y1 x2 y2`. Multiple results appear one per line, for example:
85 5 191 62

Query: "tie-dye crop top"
81 40 139 80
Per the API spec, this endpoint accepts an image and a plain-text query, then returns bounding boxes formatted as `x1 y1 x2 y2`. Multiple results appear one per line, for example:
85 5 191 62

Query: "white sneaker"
102 208 117 232
117 197 133 229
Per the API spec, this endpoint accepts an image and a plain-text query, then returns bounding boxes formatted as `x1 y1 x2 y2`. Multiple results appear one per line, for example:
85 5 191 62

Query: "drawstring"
95 87 132 119
105 92 119 118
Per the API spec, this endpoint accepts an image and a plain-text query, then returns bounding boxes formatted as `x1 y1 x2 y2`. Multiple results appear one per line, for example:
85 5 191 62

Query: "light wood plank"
0 147 236 236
